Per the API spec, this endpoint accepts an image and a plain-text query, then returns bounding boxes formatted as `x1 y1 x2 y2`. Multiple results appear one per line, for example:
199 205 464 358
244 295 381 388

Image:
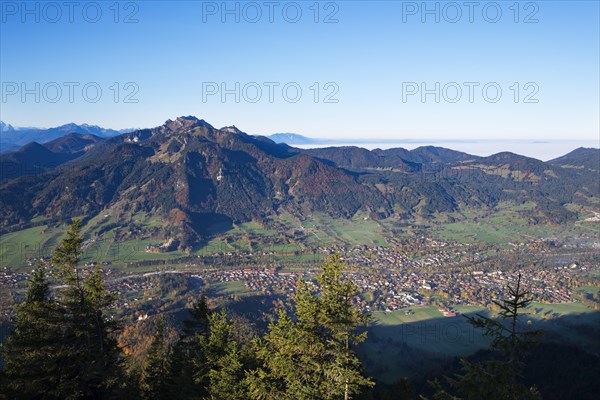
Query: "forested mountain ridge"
0 117 388 247
0 133 105 182
0 116 598 249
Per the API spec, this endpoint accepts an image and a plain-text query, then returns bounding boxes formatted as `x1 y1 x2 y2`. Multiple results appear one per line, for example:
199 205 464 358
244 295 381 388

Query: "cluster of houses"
1 238 597 323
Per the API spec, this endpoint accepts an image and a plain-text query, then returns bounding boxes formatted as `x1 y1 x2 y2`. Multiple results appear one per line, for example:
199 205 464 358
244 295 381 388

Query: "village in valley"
3 235 598 325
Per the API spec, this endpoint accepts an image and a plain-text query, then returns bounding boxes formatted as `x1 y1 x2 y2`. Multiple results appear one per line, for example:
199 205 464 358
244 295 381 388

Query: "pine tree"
464 273 541 363
2 220 124 399
246 310 329 400
183 294 211 337
140 317 172 400
196 311 245 400
167 294 212 399
1 265 64 399
51 220 124 399
246 254 373 400
432 273 542 400
316 254 372 400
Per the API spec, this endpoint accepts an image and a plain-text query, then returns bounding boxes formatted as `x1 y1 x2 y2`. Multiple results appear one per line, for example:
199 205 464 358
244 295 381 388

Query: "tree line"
1 221 545 399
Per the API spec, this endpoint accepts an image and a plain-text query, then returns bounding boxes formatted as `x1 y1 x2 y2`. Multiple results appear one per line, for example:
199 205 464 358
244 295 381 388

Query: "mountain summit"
162 116 214 132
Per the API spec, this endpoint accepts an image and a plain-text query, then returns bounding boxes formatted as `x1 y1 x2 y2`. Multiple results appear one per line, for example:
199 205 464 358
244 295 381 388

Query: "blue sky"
1 0 599 143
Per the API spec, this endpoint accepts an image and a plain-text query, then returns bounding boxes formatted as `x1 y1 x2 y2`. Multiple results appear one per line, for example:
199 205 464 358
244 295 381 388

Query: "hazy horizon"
1 116 597 161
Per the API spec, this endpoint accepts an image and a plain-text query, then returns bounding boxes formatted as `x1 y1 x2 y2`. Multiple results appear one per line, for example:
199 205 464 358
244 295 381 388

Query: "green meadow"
1 201 597 272
205 280 261 298
360 302 599 382
360 306 491 382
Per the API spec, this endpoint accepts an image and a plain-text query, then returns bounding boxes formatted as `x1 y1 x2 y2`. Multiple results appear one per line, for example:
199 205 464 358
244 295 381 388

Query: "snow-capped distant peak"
0 121 15 133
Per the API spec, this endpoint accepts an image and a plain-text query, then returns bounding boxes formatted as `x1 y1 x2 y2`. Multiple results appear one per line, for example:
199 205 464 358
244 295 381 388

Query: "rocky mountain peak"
162 116 214 133
219 126 242 134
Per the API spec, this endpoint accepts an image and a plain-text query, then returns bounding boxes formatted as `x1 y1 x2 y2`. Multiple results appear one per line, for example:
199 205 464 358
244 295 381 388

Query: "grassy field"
369 306 490 355
360 301 600 382
205 280 261 298
194 237 235 256
428 201 594 244
0 216 186 271
524 302 597 330
0 224 68 267
359 305 491 382
299 212 390 247
524 302 600 350
189 211 390 261
575 285 599 296
526 301 593 317
2 200 597 271
236 221 278 236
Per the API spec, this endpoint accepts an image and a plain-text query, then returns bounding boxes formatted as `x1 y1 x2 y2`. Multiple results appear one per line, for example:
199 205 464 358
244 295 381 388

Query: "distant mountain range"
0 133 106 182
266 133 320 145
1 116 598 250
0 121 136 152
